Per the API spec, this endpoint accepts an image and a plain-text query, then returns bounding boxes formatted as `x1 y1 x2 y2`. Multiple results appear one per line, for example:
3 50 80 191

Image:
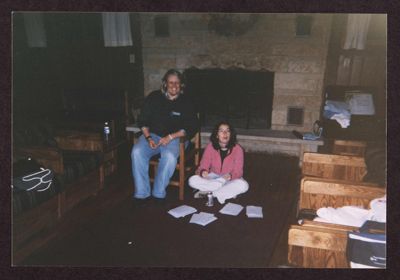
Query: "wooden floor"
16 149 301 267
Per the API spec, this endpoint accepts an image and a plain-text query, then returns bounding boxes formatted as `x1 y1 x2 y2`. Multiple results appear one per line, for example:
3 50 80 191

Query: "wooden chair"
288 176 385 268
332 140 367 156
133 131 201 200
302 152 367 182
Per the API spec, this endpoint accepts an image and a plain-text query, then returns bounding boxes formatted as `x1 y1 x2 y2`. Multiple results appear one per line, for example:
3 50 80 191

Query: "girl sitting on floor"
188 121 249 204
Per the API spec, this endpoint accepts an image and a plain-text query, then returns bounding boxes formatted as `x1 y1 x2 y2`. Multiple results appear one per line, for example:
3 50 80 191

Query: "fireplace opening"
184 68 274 129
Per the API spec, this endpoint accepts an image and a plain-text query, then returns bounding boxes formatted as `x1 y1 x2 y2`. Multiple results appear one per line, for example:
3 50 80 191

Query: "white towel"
314 195 387 227
315 206 370 227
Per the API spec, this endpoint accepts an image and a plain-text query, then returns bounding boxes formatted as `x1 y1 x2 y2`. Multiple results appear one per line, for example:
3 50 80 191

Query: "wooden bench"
298 177 383 210
13 144 103 264
332 140 367 156
288 177 385 268
16 143 104 214
302 152 367 182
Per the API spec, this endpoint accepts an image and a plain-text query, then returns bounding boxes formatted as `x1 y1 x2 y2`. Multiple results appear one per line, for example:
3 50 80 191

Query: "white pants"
188 173 249 204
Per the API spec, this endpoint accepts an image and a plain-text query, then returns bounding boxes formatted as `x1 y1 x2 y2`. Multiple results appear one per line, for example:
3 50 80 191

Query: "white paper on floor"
246 205 263 218
219 202 244 216
168 205 197 218
189 212 217 226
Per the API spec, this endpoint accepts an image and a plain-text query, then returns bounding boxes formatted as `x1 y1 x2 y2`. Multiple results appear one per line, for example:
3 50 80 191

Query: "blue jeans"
131 133 187 199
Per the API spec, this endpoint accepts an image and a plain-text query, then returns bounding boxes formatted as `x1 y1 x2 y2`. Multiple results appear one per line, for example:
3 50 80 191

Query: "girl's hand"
223 173 232 181
201 170 209 178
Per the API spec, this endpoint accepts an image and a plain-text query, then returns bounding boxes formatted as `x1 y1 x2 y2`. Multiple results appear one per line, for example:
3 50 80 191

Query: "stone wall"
139 13 333 132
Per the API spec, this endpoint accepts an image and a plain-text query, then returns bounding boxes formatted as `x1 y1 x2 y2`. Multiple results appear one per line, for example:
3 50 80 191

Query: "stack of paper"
189 212 217 226
168 205 197 218
246 205 263 218
219 203 244 216
205 173 227 185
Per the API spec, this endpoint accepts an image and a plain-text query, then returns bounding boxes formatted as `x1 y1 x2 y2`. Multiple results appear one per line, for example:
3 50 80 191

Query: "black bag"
12 158 54 192
347 221 386 268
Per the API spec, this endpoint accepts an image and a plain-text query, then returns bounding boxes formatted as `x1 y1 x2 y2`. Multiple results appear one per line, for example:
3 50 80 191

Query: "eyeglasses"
218 129 231 133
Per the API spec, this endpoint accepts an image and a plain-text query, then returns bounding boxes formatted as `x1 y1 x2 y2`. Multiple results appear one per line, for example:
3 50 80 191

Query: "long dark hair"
161 69 185 94
210 121 237 152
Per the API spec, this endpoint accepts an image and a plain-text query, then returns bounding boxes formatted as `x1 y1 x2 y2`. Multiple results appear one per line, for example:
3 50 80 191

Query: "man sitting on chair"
131 69 198 201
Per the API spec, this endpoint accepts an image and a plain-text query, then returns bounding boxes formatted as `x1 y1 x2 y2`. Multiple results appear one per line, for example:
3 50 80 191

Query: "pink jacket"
197 143 244 179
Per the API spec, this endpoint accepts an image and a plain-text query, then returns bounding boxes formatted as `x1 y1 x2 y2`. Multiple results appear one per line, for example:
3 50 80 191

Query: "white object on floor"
219 202 244 216
246 205 263 218
168 205 197 218
189 212 217 226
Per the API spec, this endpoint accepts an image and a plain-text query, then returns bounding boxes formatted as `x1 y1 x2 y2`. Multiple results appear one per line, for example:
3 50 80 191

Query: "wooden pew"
302 152 367 182
288 177 385 268
332 140 367 156
298 177 383 210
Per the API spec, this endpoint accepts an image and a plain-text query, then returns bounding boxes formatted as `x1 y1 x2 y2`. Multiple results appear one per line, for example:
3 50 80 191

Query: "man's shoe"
131 197 150 208
152 196 166 207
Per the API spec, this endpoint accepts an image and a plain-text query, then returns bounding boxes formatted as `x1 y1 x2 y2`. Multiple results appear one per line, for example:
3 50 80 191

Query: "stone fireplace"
184 68 274 129
139 13 332 132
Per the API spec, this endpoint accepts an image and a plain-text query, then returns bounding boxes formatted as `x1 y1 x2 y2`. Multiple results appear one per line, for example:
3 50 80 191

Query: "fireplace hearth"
184 68 274 129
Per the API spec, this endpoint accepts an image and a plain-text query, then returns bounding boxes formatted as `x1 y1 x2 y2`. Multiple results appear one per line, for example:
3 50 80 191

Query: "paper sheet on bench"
246 205 263 218
348 93 375 115
168 205 197 218
219 203 244 216
189 212 217 226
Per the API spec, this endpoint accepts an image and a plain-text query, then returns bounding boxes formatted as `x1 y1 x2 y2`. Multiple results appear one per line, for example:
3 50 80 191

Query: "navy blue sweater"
138 90 199 139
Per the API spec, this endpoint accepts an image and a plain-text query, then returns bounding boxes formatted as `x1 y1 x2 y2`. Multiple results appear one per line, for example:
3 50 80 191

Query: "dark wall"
13 13 144 122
